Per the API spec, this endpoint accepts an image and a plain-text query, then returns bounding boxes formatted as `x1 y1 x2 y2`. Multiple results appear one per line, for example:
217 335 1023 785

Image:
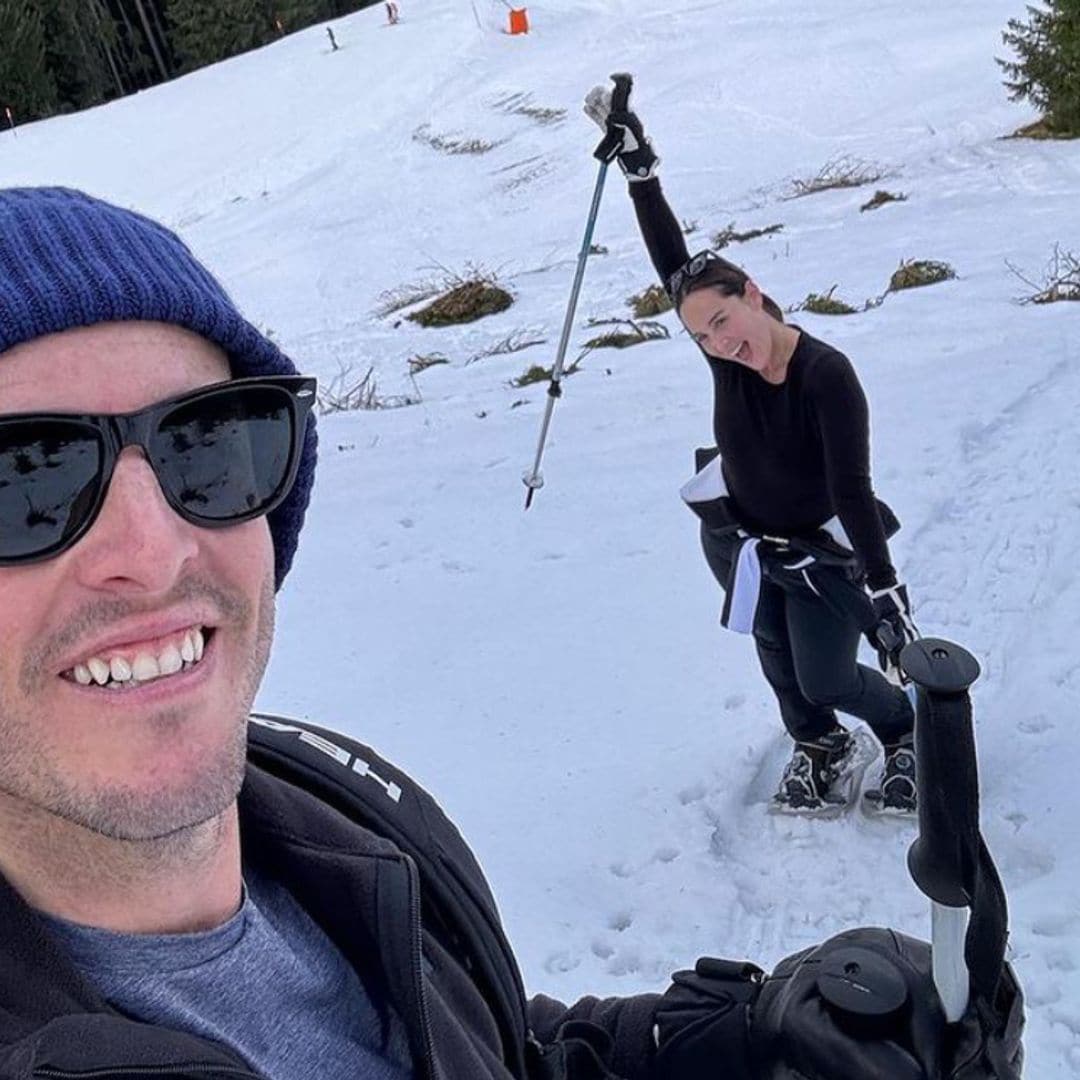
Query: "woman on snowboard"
585 77 918 814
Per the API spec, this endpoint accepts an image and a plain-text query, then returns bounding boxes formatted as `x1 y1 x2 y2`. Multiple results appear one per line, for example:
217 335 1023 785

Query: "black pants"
701 526 913 745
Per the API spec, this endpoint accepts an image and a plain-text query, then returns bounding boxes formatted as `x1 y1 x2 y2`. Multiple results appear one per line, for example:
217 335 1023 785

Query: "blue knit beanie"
0 186 316 589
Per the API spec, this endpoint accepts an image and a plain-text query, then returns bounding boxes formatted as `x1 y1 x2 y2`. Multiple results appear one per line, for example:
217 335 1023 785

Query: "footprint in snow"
1045 949 1076 973
996 838 1055 886
441 560 476 574
1018 714 1053 734
543 950 581 975
1032 913 1080 938
606 949 642 976
678 782 707 805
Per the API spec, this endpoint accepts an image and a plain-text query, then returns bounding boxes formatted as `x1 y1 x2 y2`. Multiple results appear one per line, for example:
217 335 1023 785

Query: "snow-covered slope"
3 1 1079 1073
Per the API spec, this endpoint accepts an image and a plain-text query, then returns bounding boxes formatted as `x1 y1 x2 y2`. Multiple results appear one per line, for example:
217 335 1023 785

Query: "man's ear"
744 279 764 310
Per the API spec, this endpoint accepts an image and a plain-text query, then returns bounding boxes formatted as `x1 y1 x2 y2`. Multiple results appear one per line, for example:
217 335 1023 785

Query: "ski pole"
522 72 632 509
901 637 983 1022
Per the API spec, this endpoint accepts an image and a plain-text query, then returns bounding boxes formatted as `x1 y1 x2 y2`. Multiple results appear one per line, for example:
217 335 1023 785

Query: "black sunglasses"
0 375 316 566
666 250 724 302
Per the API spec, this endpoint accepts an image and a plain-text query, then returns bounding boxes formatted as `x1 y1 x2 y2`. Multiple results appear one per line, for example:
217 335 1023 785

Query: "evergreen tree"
0 2 59 123
40 0 117 113
131 0 172 81
87 0 129 98
330 0 386 13
328 0 380 14
1000 1 1080 134
166 0 277 72
271 0 334 35
166 0 340 72
103 0 169 92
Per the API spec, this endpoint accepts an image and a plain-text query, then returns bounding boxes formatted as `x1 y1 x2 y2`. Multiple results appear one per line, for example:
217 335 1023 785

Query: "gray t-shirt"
41 866 413 1080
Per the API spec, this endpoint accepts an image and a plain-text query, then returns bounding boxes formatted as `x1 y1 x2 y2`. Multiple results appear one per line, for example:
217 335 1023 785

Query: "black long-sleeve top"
630 178 897 590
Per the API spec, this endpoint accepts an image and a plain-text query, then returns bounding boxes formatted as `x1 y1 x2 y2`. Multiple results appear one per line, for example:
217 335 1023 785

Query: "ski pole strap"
720 537 762 634
902 641 1010 1007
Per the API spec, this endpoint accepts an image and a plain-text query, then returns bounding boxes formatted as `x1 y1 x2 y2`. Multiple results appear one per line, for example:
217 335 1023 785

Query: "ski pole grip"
592 74 634 163
609 72 633 113
903 638 982 908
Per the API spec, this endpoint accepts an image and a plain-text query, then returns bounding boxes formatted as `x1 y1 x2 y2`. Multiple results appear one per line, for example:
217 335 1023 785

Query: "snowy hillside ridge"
3 0 1080 1075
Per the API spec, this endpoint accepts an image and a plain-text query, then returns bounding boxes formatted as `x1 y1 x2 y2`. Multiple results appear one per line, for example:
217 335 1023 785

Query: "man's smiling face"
0 321 275 842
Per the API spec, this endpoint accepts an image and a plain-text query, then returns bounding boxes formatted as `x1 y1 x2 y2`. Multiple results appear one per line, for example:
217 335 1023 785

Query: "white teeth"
131 653 160 682
70 626 208 688
87 658 110 686
158 645 183 676
110 657 132 683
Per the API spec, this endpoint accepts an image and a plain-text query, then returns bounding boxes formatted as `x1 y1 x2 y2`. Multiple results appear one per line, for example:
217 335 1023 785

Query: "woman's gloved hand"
583 76 660 180
869 582 919 679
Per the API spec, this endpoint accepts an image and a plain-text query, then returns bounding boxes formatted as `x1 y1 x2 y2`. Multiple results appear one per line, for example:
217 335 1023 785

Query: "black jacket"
628 177 898 590
0 742 659 1080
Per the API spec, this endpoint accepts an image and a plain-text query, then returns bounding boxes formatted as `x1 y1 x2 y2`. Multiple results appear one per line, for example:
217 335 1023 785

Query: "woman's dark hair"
673 255 785 323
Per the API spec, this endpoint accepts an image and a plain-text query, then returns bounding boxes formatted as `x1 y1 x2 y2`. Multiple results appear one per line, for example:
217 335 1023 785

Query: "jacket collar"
0 764 404 1029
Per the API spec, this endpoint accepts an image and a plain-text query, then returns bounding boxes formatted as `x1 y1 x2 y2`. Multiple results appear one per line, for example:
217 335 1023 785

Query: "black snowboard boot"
772 726 856 813
864 736 917 814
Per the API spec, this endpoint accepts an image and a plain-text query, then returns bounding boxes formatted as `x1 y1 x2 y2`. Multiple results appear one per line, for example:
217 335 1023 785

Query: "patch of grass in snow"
627 284 673 318
783 155 889 199
583 318 670 350
1008 245 1080 304
404 264 514 327
712 221 784 249
468 330 547 364
860 189 908 212
797 286 859 315
510 358 581 387
316 364 420 413
412 123 503 156
887 258 957 292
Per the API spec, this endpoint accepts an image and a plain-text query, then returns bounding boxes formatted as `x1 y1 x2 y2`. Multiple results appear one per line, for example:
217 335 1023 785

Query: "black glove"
583 75 660 180
528 1019 619 1080
653 957 763 1080
652 928 1023 1080
869 582 919 680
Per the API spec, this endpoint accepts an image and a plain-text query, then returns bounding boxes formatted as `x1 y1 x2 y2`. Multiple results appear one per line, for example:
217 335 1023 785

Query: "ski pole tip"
522 470 543 510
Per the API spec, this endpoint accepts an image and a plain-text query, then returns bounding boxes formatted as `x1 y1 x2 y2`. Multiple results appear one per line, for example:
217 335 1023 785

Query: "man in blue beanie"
0 187 1022 1080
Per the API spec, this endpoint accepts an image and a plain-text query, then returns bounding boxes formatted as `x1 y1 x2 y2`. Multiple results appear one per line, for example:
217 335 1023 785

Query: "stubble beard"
0 574 276 857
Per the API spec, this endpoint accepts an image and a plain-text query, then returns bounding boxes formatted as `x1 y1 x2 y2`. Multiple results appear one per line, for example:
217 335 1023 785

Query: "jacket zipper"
402 853 440 1080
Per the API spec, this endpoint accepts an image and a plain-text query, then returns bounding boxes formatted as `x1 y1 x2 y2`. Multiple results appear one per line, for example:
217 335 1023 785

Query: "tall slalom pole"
522 72 633 509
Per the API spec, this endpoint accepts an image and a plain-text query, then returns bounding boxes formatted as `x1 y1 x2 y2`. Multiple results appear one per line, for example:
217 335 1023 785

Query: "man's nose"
70 449 200 593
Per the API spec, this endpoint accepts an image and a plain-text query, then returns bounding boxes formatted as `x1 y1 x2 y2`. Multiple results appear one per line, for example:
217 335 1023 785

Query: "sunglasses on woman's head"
666 250 726 302
0 375 316 566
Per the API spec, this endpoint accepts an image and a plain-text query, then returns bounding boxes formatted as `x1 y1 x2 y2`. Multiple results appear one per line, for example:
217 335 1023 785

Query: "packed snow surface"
4 0 1079 1073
